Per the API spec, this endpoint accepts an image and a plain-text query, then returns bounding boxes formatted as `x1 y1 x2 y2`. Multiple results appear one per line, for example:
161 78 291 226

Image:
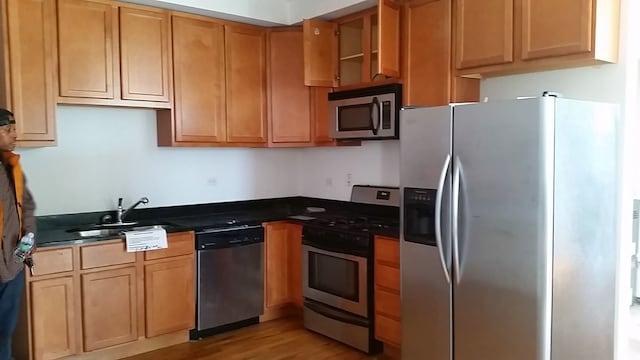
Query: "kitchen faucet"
116 197 149 223
97 197 150 225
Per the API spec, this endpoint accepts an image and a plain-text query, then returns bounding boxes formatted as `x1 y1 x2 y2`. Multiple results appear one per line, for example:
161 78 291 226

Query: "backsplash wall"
18 106 300 216
298 140 400 200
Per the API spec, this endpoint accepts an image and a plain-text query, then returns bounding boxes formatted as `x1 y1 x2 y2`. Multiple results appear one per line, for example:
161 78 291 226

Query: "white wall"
480 0 639 358
298 141 400 200
121 0 375 25
18 106 300 216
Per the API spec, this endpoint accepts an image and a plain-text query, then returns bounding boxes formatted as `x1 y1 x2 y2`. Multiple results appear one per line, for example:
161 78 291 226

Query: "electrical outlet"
325 177 333 187
207 177 217 186
346 173 352 187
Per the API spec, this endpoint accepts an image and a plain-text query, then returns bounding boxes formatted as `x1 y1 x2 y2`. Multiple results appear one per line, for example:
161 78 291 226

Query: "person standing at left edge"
0 109 36 360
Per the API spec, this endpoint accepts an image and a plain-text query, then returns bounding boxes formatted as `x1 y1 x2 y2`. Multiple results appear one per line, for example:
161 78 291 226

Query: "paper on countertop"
125 227 168 252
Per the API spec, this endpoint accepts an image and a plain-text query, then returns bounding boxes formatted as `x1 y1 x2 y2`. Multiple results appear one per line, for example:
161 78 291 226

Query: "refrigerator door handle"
452 156 462 284
435 154 451 284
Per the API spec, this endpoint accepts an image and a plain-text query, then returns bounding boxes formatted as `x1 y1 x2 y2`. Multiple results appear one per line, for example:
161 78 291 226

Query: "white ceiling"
120 0 377 26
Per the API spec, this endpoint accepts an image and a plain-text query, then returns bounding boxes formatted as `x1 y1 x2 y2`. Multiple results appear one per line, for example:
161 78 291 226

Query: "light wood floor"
123 317 391 360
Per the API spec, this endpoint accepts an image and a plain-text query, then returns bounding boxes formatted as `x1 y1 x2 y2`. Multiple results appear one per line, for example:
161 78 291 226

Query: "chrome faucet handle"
117 197 124 209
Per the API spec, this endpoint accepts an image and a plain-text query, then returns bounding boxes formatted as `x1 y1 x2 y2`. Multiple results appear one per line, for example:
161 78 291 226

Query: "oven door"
302 244 368 317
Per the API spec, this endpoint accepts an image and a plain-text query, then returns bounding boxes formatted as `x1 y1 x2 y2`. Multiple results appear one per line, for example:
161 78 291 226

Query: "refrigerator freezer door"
453 98 554 360
400 106 453 360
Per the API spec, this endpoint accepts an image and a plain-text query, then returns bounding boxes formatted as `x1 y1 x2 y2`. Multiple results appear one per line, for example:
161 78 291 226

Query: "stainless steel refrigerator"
400 97 619 360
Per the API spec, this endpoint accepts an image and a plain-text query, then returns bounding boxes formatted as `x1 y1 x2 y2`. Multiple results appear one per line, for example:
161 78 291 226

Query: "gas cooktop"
307 215 399 234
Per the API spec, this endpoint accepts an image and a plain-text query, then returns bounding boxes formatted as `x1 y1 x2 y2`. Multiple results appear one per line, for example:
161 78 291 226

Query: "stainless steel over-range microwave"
329 83 402 140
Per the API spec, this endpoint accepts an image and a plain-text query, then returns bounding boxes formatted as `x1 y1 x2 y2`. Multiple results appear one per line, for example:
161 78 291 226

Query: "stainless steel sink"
68 224 171 239
93 221 139 228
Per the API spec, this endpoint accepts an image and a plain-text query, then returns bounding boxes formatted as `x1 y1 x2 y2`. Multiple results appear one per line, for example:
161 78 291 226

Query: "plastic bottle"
14 232 34 263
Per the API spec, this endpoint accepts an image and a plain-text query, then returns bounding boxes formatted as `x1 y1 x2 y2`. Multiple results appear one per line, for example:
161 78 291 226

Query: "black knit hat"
0 108 15 127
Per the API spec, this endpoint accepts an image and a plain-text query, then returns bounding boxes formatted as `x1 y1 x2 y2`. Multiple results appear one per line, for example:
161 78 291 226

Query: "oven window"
309 252 359 302
338 103 371 131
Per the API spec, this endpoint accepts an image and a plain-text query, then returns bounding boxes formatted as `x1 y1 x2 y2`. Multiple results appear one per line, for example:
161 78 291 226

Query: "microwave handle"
371 97 381 135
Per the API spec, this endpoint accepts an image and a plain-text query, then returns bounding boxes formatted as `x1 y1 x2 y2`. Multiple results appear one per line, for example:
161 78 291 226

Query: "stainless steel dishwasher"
190 225 264 340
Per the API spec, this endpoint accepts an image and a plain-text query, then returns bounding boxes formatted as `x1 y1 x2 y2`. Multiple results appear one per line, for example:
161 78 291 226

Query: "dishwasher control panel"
195 225 264 250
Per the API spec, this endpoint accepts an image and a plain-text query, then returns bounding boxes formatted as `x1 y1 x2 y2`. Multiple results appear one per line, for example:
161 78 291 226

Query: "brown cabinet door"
269 30 311 144
454 0 513 69
264 222 290 308
403 0 452 106
145 257 195 337
520 0 593 60
377 0 400 78
303 19 338 87
30 277 77 360
58 0 116 99
225 25 267 144
3 0 57 144
81 267 137 351
311 87 333 143
287 224 303 308
119 6 171 102
172 15 226 143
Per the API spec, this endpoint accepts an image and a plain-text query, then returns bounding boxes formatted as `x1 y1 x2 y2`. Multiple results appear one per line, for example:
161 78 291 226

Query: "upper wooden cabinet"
0 0 58 147
303 0 400 87
378 0 401 79
303 20 337 87
454 0 513 69
310 86 335 144
225 24 267 144
158 16 267 147
268 29 312 146
401 0 479 106
164 14 226 145
57 0 171 108
119 6 171 102
520 0 594 60
268 29 342 147
454 0 620 77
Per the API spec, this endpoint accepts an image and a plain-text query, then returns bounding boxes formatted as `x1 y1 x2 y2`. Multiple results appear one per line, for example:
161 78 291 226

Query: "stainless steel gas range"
301 185 399 354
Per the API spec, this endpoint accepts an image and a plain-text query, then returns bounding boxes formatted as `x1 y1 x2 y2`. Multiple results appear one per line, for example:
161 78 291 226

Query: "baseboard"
65 330 189 360
260 304 302 322
383 343 401 359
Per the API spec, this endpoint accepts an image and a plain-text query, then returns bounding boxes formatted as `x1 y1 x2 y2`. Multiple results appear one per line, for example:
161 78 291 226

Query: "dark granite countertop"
36 196 400 248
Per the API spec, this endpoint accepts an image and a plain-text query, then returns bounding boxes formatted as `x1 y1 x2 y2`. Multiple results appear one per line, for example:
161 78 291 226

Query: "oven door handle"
305 300 368 327
302 243 367 260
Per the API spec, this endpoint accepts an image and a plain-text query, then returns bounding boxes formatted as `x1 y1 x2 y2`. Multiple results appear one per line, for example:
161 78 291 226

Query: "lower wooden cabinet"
288 224 303 308
30 277 77 360
81 267 138 351
144 256 195 337
21 231 196 360
374 235 401 347
264 222 291 308
263 222 303 319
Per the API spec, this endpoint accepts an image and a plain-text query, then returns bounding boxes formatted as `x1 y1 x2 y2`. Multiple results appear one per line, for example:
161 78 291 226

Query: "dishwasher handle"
195 224 263 235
